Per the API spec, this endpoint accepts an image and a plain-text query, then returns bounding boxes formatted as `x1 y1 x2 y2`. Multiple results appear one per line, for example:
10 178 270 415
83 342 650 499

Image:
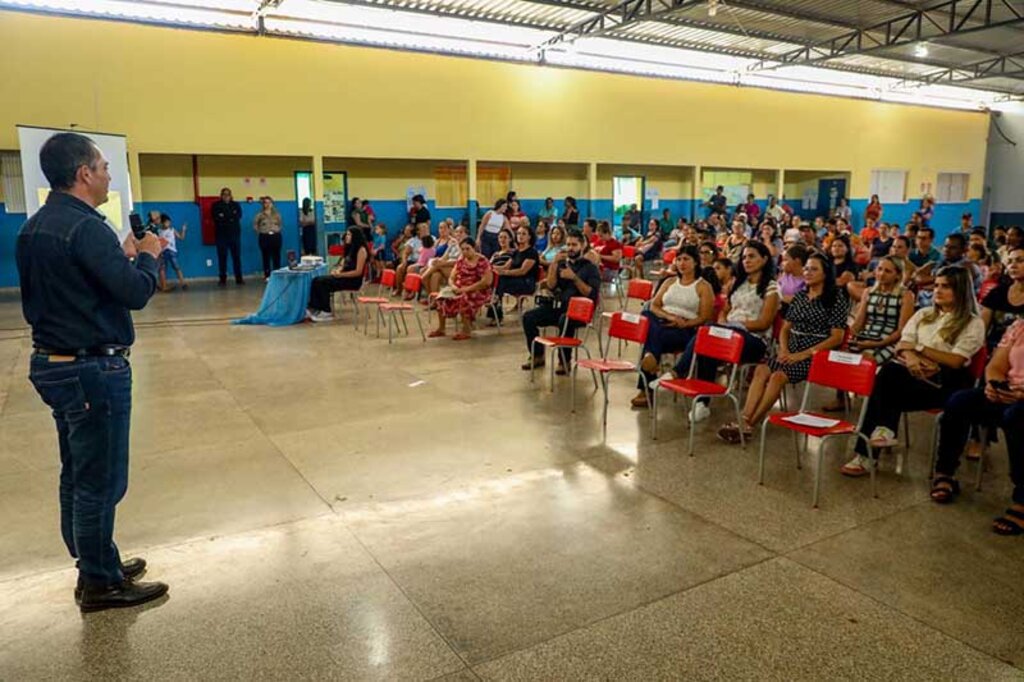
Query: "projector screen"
17 125 134 243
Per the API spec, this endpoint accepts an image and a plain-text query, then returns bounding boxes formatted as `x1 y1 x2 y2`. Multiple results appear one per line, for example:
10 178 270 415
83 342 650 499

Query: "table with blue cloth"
234 265 327 326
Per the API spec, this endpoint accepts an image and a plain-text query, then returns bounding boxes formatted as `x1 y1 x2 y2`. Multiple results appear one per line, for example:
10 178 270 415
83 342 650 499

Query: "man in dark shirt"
706 186 727 217
211 186 244 285
520 229 601 371
17 132 169 613
408 193 431 230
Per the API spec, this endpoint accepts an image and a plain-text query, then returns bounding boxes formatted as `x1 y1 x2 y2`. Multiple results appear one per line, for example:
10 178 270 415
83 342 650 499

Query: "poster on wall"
323 171 348 225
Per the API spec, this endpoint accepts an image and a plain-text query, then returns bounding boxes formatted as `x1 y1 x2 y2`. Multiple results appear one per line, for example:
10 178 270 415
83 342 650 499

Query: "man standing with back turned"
17 132 169 612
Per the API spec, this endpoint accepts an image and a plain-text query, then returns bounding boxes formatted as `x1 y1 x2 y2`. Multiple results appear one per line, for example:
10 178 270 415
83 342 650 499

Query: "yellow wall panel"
195 155 308 200
0 10 988 201
504 162 588 200
139 154 194 202
597 165 694 199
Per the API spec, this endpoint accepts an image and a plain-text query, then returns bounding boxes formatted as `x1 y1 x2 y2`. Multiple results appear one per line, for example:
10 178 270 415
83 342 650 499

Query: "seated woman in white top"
842 265 985 477
631 245 714 408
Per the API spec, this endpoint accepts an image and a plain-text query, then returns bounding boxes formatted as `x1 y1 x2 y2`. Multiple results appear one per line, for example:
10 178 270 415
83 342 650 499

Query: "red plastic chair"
530 296 597 391
598 277 655 354
757 350 878 508
652 325 746 456
575 311 650 438
358 268 397 336
648 249 678 279
378 272 426 344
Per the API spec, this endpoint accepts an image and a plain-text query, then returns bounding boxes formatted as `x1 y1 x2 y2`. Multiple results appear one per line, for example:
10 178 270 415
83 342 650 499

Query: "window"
936 172 968 203
476 165 512 208
1 152 26 213
434 165 467 208
869 170 906 204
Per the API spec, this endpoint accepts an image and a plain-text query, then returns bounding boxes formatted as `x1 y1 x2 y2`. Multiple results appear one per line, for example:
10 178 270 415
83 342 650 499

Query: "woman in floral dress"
430 238 493 340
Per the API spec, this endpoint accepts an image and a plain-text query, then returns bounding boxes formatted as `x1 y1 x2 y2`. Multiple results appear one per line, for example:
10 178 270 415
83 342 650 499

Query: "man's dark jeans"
29 354 132 587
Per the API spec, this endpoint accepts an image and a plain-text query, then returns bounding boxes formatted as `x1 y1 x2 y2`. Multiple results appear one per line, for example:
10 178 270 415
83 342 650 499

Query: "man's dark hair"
919 226 935 239
970 227 987 238
945 232 966 248
583 218 597 231
40 132 99 191
565 227 585 242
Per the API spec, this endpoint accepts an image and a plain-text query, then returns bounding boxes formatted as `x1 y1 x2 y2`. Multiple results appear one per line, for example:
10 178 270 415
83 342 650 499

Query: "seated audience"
829 234 860 289
930 319 1024 534
490 228 515 268
593 221 623 281
394 222 429 295
631 245 715 408
667 241 781 423
429 238 493 340
521 229 601 372
307 227 369 322
778 244 808 307
756 221 783 261
489 225 539 323
998 225 1022 263
841 266 985 477
538 197 558 225
718 253 849 443
422 225 468 298
540 224 567 268
633 219 663 272
722 219 748 261
847 256 916 365
535 220 549 252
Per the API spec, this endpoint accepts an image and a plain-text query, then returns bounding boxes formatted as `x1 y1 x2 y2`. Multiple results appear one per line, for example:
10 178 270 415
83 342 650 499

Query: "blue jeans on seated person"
673 324 768 404
935 387 1024 503
637 310 697 389
29 353 133 588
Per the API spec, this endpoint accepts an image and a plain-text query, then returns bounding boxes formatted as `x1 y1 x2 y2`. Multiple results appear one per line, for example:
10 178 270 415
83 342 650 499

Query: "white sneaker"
651 372 675 389
690 402 711 422
311 311 334 323
840 455 871 477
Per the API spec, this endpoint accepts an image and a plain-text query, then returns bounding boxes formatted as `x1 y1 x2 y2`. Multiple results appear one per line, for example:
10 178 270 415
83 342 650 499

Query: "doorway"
816 178 847 218
613 175 645 237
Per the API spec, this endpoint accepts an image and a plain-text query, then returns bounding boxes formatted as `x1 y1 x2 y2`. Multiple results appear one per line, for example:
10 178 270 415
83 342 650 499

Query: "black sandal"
929 476 960 505
992 508 1024 536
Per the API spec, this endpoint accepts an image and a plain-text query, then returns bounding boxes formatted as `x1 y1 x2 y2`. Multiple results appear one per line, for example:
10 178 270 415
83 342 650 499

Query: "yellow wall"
504 162 589 200
0 9 988 201
597 165 693 200
139 154 193 202
138 153 308 201
322 157 459 200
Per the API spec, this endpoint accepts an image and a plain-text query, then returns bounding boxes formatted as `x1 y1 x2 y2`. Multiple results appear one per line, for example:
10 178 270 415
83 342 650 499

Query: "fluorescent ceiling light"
3 0 1014 111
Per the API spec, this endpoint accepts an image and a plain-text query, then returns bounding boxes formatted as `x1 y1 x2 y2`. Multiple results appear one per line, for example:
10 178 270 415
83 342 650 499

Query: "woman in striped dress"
849 256 916 365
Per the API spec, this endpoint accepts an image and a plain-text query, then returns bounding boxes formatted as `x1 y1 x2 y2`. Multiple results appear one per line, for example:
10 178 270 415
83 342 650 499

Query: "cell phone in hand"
989 379 1011 391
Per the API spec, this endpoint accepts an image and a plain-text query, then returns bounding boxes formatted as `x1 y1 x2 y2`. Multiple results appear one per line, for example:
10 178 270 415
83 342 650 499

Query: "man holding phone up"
17 132 169 612
521 228 601 372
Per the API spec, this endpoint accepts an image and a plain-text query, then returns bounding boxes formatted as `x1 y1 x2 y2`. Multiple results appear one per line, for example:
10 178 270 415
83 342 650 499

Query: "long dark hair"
345 226 368 267
830 234 856 273
674 244 701 276
731 240 776 304
806 252 839 307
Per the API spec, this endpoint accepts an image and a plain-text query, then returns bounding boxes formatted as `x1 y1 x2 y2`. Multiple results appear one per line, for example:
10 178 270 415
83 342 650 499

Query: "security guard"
17 132 169 612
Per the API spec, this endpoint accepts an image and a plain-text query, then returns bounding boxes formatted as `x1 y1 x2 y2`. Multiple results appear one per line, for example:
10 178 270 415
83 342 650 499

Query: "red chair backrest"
380 268 397 288
968 346 988 380
328 244 345 257
807 350 877 396
627 278 654 301
662 249 677 265
565 296 596 324
693 325 745 364
607 311 650 345
404 272 423 294
622 245 637 259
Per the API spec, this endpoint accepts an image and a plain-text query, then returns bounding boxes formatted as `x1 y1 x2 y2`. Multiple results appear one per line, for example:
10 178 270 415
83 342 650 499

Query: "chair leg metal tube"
651 388 659 440
758 420 769 484
813 440 826 508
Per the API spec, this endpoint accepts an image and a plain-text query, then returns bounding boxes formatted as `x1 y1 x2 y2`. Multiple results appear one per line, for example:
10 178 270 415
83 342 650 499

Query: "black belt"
35 346 131 358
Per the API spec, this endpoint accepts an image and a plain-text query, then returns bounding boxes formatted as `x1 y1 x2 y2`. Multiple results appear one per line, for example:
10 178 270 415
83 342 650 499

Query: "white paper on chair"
782 413 840 428
621 312 641 324
828 350 861 365
708 326 734 339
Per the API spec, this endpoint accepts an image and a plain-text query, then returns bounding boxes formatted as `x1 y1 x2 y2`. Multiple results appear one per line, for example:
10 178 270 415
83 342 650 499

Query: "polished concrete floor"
0 282 1022 680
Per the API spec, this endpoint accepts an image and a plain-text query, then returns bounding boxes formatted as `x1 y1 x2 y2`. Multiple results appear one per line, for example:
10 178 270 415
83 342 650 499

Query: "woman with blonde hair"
842 266 985 477
254 195 283 280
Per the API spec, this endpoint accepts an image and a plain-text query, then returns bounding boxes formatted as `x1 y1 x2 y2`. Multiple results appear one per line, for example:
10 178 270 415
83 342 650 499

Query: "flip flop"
427 330 446 338
992 508 1024 536
452 333 472 341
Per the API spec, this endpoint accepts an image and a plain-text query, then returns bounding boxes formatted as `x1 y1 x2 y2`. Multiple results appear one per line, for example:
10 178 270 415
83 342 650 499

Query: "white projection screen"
17 125 133 242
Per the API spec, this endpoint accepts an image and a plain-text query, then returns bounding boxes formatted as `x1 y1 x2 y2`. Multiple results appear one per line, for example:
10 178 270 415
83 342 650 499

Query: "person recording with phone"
16 132 169 612
520 228 600 373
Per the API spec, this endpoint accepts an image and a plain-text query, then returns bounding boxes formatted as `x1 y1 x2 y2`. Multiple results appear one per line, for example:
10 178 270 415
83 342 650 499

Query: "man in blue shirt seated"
521 228 601 372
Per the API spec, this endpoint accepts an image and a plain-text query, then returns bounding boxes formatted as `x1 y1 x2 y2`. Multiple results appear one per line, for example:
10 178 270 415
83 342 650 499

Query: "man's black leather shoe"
74 558 147 603
79 580 169 613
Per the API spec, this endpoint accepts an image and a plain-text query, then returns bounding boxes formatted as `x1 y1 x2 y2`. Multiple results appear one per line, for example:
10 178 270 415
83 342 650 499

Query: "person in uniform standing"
211 186 245 286
16 132 169 613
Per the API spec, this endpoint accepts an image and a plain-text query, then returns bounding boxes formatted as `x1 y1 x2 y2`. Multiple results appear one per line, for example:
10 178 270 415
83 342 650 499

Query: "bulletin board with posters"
322 171 348 225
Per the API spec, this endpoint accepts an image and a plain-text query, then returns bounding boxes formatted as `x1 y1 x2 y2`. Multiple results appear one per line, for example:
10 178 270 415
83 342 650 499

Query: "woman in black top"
830 234 860 288
562 196 579 226
307 227 368 322
489 225 539 323
982 245 1024 348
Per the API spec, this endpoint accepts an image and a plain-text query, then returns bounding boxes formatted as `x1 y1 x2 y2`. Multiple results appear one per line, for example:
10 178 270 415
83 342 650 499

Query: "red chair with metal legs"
575 311 650 439
652 325 746 456
598 278 654 355
530 296 597 392
357 268 397 336
378 273 426 344
757 350 878 508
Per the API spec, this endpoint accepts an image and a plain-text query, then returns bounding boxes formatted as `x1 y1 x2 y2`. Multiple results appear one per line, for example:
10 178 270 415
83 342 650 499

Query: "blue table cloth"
234 265 327 326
